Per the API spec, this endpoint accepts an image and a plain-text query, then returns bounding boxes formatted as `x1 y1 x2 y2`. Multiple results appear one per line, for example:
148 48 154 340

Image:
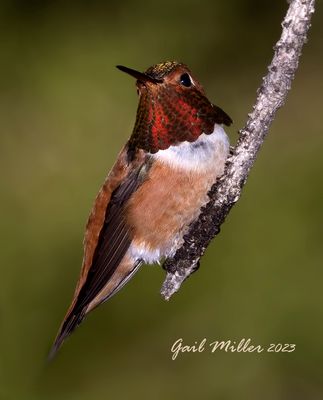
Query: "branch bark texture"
161 0 315 300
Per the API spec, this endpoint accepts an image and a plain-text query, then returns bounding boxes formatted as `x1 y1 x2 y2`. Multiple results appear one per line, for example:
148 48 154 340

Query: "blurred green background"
1 0 323 399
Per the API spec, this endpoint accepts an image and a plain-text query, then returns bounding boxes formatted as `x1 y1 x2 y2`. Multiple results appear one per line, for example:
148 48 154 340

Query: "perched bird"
50 61 232 358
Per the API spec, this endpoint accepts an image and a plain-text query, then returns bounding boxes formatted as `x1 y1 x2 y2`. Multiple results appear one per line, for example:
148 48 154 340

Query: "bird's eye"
180 73 192 87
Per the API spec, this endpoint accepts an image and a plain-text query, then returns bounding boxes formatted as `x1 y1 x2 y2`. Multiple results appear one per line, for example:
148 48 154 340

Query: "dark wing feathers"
75 165 148 310
49 153 150 359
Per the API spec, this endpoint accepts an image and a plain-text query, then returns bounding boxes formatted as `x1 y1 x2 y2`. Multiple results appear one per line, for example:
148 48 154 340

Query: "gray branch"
161 0 315 300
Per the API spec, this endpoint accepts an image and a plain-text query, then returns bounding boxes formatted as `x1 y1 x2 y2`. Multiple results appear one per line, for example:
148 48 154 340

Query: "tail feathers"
48 308 86 361
48 257 142 361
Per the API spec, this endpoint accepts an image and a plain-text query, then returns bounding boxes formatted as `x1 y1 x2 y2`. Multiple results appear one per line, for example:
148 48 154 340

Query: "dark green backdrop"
1 1 322 399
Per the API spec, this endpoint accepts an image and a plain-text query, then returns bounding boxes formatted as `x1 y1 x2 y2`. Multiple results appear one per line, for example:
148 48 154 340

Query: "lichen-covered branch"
161 0 315 300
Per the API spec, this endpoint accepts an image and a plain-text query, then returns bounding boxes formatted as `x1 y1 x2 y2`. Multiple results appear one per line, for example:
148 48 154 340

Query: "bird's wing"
74 161 148 311
50 145 148 358
75 145 147 306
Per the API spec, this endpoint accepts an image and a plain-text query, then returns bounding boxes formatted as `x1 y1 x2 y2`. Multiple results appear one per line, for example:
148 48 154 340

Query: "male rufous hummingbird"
50 61 232 358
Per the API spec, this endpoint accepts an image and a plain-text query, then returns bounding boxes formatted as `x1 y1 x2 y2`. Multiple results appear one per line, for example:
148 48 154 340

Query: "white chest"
152 123 230 173
128 123 230 264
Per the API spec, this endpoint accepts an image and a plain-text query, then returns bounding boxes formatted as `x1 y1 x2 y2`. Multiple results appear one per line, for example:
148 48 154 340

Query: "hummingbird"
49 61 232 358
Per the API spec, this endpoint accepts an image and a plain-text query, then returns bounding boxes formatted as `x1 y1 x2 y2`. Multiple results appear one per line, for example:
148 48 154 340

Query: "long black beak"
116 65 163 84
